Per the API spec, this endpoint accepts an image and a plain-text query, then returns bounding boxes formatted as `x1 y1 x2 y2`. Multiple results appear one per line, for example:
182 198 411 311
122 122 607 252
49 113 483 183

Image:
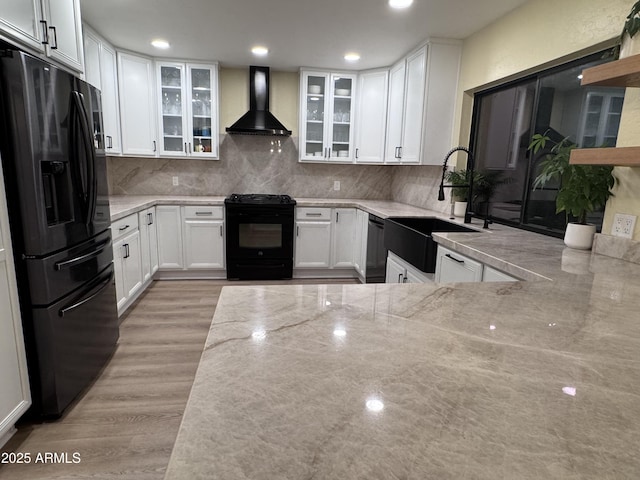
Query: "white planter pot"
563 223 597 250
453 201 467 218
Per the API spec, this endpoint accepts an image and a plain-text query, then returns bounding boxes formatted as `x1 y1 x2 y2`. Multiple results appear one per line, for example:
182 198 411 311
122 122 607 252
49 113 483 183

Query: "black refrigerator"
0 43 119 418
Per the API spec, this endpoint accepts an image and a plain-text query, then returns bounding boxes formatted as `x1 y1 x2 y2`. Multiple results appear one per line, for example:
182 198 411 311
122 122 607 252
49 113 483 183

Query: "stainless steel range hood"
225 66 291 136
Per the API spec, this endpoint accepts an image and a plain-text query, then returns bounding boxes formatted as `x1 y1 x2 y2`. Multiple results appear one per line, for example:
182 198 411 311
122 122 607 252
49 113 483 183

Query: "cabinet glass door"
304 75 327 159
160 65 185 154
330 75 354 160
189 67 214 155
579 92 625 148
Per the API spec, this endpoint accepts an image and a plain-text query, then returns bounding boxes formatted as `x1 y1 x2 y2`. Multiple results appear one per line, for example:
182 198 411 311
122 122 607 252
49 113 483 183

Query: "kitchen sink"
383 217 478 273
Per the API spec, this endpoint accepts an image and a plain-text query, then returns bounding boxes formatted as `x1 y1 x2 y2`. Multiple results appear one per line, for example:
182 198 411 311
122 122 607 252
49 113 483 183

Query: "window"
470 51 625 236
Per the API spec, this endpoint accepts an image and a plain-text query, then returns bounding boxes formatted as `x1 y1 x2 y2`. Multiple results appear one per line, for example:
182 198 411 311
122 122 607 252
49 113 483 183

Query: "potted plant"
528 132 616 250
445 169 472 217
472 170 512 217
619 1 640 58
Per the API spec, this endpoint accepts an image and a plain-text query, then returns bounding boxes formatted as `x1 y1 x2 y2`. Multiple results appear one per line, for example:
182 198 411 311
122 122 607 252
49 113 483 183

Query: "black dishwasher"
366 214 386 283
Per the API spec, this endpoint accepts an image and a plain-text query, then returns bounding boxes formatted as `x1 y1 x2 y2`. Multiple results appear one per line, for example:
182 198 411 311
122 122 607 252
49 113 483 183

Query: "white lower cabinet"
435 245 483 283
0 163 31 447
156 206 184 269
156 205 225 273
435 245 518 283
138 207 159 282
294 207 357 272
385 251 434 284
331 208 356 268
353 209 368 278
295 207 332 268
482 265 518 282
111 213 143 315
183 206 224 269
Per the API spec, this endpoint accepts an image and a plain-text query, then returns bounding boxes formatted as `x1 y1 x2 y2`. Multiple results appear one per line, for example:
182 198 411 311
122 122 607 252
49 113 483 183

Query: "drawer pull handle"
118 225 130 231
195 211 213 216
445 253 464 264
305 213 322 217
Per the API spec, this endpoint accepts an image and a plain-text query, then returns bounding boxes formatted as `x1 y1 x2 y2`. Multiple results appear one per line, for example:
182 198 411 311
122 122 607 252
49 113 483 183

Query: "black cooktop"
224 193 296 205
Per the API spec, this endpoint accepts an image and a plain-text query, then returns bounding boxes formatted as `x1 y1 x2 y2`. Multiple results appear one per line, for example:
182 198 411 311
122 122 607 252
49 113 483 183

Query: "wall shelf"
570 147 640 166
580 53 640 87
569 54 640 166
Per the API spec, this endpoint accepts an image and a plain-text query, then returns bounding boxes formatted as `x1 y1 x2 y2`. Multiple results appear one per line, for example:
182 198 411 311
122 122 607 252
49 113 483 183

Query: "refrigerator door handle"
54 238 112 271
70 91 97 225
58 268 114 317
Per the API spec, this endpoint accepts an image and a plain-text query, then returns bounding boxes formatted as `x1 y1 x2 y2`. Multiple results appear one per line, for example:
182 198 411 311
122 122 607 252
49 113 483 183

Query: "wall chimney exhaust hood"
226 66 292 136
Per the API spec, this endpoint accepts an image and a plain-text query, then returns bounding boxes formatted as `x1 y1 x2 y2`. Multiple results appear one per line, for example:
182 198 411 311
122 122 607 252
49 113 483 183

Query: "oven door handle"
58 268 114 317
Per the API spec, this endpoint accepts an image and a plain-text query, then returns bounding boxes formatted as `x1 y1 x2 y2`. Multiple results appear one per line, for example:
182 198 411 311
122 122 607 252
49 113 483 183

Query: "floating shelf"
570 54 640 166
581 53 640 87
569 146 640 166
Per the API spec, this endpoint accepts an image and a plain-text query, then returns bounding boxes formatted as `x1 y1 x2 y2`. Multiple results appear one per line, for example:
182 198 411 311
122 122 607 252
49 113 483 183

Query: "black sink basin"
383 217 478 273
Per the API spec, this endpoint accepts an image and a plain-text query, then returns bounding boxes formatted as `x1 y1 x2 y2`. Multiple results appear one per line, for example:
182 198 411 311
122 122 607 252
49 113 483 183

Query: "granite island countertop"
164 264 640 479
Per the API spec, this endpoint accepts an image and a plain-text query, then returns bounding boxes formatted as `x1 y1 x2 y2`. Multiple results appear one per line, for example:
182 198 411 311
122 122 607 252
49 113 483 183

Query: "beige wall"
455 0 640 240
219 68 299 137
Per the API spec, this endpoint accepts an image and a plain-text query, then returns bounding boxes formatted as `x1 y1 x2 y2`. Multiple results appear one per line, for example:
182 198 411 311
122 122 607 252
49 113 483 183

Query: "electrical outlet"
172 176 179 186
611 213 636 239
333 180 340 191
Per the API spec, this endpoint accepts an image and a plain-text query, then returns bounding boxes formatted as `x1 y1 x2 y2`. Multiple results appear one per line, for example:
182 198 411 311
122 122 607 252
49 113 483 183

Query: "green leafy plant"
444 169 472 201
473 170 513 204
528 132 616 225
622 1 640 40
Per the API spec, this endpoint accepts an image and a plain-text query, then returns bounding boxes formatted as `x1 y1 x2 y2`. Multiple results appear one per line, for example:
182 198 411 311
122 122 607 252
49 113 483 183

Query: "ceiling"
79 0 529 71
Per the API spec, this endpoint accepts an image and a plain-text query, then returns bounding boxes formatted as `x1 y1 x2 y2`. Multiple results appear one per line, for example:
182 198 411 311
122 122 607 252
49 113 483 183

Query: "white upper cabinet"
0 0 84 72
421 40 463 166
299 71 357 162
83 26 121 154
385 60 406 164
42 0 84 72
156 62 219 159
118 51 158 156
384 40 461 165
354 69 388 164
0 0 43 50
385 46 426 164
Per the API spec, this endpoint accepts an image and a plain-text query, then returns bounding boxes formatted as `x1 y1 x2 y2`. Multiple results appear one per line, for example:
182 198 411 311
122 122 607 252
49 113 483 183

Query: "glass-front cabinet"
156 62 218 159
299 71 357 162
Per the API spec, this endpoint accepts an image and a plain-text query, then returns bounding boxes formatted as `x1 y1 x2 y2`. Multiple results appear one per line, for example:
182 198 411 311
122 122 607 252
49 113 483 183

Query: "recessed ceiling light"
151 39 170 49
389 0 413 8
251 46 269 56
344 53 361 62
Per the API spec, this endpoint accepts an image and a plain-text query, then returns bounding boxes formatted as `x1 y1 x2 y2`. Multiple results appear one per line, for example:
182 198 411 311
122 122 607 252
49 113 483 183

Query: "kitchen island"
164 243 640 478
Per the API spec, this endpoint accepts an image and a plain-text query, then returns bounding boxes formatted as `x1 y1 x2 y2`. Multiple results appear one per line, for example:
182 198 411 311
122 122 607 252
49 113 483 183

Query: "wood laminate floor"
0 278 358 480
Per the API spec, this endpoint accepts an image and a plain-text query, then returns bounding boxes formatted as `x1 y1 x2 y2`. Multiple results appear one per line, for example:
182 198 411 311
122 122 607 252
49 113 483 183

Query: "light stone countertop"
116 195 640 478
164 262 640 479
108 194 558 281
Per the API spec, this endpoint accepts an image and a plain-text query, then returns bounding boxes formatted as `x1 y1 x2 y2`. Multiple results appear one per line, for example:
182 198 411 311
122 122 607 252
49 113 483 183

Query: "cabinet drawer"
183 206 224 220
296 207 331 221
111 213 139 241
435 246 483 283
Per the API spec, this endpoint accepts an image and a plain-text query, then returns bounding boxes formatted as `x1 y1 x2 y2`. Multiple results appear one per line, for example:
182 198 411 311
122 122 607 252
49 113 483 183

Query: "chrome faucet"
438 146 475 224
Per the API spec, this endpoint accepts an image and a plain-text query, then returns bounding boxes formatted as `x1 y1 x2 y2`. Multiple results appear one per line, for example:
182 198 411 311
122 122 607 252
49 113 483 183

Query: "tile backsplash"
107 135 450 213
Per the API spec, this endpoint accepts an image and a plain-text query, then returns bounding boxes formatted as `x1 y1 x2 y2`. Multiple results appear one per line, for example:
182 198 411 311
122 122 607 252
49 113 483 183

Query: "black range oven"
224 194 296 280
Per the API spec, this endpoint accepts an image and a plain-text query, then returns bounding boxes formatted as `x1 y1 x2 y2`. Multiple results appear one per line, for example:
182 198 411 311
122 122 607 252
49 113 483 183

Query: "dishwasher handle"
368 214 385 228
